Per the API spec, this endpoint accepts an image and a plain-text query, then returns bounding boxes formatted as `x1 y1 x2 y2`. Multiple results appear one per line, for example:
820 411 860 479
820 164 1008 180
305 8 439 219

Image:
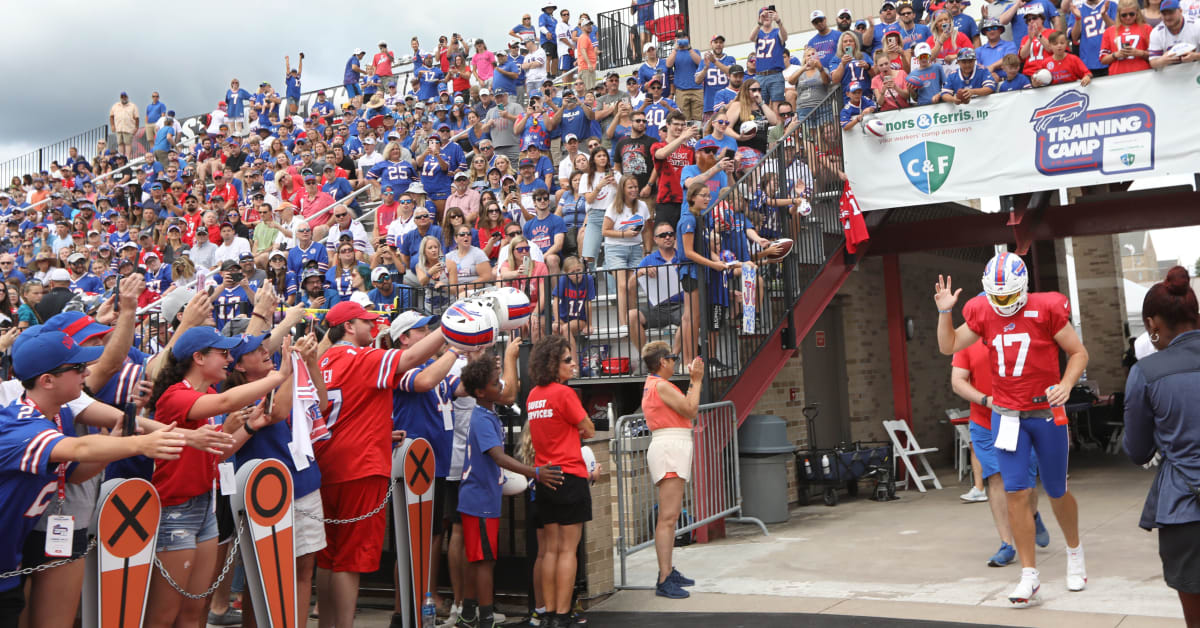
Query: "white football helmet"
981 252 1029 317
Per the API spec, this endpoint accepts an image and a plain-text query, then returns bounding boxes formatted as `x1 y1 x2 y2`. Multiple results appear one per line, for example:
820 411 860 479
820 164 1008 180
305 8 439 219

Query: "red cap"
218 101 227 108
326 301 376 327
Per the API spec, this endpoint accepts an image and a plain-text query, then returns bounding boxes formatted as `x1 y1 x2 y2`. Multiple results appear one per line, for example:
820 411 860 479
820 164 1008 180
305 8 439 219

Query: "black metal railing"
0 124 109 183
596 0 690 72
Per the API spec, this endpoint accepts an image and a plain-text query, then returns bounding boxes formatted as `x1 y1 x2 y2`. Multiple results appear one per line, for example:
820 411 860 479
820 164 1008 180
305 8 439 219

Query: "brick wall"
1070 234 1128 395
583 431 614 601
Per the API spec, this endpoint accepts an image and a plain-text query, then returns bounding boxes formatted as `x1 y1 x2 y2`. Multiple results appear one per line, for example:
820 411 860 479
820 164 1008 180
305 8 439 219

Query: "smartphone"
768 4 776 10
121 402 138 438
113 275 121 312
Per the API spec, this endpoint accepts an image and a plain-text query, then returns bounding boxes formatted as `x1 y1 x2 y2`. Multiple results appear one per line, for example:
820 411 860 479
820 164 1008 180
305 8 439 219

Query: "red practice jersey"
313 344 406 484
951 340 993 429
962 292 1070 412
839 182 869 253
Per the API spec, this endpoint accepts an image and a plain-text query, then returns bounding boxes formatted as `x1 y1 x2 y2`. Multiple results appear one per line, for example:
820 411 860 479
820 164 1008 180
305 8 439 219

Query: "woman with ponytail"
144 327 292 628
1123 265 1200 625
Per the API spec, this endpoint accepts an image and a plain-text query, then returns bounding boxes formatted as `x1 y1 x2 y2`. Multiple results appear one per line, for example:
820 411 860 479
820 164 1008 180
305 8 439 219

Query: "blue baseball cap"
1161 0 1180 9
696 138 719 151
172 326 242 360
227 333 269 371
43 312 112 345
12 327 105 380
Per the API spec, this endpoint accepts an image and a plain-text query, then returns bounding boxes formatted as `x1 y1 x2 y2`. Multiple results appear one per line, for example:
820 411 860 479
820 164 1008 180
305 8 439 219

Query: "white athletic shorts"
295 489 328 556
647 428 694 484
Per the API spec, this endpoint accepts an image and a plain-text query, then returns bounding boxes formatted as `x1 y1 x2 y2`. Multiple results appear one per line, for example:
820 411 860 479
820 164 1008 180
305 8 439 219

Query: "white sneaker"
1066 546 1087 591
1008 568 1040 605
959 486 988 502
438 603 460 628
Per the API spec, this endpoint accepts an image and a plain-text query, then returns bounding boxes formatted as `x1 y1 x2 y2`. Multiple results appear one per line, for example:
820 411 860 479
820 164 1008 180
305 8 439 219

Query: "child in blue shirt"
996 54 1032 92
456 357 561 628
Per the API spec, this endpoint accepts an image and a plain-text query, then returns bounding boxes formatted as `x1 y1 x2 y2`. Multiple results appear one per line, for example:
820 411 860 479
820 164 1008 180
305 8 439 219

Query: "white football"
796 199 814 217
581 445 596 474
440 299 499 350
1169 42 1197 57
1032 68 1053 87
864 118 886 138
500 469 528 496
739 120 758 136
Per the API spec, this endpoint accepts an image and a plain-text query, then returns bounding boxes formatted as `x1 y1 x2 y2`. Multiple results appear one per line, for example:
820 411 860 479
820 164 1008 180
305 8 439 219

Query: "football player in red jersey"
935 252 1090 606
312 301 446 628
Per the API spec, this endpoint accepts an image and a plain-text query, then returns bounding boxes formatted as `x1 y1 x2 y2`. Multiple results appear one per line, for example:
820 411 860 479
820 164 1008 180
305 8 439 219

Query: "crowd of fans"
2 0 1197 627
825 0 1200 127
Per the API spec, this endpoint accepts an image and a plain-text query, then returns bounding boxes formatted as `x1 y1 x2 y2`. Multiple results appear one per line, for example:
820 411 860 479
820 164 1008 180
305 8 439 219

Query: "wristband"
243 422 258 435
535 466 540 481
252 311 267 321
981 395 989 407
938 309 952 314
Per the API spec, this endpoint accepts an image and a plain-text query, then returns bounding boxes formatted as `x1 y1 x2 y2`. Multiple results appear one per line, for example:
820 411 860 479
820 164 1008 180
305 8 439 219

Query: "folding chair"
944 409 972 482
883 420 943 492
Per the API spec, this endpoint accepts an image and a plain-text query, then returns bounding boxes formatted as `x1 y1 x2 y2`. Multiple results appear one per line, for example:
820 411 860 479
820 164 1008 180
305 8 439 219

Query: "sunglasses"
515 246 530 252
399 199 416 204
749 87 762 92
457 232 471 237
415 214 432 219
900 11 914 15
656 231 676 238
48 363 88 376
488 208 501 213
663 354 680 361
534 196 550 202
506 231 521 238
715 120 730 126
333 213 349 218
1120 11 1137 16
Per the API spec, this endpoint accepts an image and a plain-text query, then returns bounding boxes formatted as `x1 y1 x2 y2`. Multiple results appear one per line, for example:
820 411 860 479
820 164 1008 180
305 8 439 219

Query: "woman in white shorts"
641 341 704 599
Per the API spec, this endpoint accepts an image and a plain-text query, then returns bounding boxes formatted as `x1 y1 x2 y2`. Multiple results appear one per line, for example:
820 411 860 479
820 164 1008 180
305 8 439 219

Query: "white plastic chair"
944 409 972 482
883 419 944 492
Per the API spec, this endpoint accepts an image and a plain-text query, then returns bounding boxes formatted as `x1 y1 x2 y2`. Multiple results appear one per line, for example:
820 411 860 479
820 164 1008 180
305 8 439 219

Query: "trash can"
738 415 796 524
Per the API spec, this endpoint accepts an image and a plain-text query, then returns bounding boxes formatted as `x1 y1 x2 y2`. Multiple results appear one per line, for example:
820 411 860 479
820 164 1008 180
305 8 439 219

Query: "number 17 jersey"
962 291 1071 412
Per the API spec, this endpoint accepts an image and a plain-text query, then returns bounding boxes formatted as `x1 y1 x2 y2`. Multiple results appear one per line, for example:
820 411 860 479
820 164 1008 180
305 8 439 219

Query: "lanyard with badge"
25 395 74 557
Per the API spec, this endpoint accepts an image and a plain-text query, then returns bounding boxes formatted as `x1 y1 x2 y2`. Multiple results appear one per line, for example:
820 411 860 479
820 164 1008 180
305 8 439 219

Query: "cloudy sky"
0 0 612 160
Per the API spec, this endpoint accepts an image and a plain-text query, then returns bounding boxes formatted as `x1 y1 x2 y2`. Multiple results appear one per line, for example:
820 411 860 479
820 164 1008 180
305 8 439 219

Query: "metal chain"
296 484 392 524
153 517 244 600
0 537 97 580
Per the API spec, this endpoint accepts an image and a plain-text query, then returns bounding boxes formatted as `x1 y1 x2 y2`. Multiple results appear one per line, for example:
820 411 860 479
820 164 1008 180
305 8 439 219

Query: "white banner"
842 63 1200 211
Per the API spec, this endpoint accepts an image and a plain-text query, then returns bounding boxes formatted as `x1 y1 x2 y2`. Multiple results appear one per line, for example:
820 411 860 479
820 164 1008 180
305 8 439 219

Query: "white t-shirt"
525 49 549 87
1149 17 1200 57
556 21 574 58
558 152 582 183
603 201 650 247
446 246 491 282
386 213 417 247
357 151 385 176
272 215 306 249
214 237 251 266
581 172 618 214
206 109 228 135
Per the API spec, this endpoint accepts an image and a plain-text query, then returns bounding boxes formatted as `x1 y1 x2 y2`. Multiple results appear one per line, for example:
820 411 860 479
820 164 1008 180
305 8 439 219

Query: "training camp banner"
842 63 1200 211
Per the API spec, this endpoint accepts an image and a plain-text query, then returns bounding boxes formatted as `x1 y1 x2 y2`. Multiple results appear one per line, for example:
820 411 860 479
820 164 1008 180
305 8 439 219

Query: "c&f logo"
899 141 955 194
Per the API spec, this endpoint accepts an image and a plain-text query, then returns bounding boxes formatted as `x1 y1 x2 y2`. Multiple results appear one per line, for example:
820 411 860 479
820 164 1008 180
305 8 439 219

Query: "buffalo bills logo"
447 303 477 321
1030 90 1154 177
61 335 76 349
1004 323 1016 332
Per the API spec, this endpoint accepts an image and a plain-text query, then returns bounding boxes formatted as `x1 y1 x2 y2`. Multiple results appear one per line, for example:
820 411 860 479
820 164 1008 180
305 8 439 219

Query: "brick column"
582 431 614 603
1070 234 1128 395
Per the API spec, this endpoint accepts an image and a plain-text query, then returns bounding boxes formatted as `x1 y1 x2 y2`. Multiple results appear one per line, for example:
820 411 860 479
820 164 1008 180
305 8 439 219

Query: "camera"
228 271 245 284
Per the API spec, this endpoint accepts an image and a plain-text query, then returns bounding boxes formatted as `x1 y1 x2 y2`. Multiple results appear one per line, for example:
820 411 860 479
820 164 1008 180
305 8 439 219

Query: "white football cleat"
1008 568 1041 605
1067 546 1087 591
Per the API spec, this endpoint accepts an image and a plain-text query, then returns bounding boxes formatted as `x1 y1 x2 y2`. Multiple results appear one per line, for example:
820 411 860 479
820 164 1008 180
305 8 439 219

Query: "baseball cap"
326 301 377 327
1020 5 1046 16
409 182 426 194
696 138 719 151
228 333 269 369
479 88 491 96
454 171 469 180
564 133 579 142
218 101 227 108
144 251 160 261
881 1 896 9
120 91 128 97
848 83 864 92
957 47 977 60
711 34 726 42
980 18 1004 31
239 252 254 262
353 47 365 55
519 158 535 168
436 122 451 131
643 42 656 52
44 312 112 345
172 326 242 360
221 260 239 272
914 42 933 57
67 253 87 264
811 9 827 20
371 267 392 282
728 64 746 75
11 327 105 381
837 8 852 17
120 241 139 250
389 311 436 339
1161 0 1180 9
47 268 71 283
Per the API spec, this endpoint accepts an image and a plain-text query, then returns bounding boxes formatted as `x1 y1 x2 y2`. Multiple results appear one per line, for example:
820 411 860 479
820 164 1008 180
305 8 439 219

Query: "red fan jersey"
313 344 406 484
839 182 870 254
962 291 1071 412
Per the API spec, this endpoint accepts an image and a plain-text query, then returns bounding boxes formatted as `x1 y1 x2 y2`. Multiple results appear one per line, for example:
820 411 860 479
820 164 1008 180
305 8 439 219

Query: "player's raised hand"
934 274 962 312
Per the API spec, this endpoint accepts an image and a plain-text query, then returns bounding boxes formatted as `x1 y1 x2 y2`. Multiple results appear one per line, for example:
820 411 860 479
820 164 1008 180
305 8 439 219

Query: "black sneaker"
207 609 243 626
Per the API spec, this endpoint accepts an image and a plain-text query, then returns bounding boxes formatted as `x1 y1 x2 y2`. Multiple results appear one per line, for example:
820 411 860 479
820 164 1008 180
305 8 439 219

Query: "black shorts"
655 203 681 231
22 528 90 568
681 275 698 293
442 479 461 526
536 473 592 526
0 584 24 628
433 477 448 536
216 492 236 544
640 300 683 329
542 42 558 61
710 304 728 331
1159 520 1200 594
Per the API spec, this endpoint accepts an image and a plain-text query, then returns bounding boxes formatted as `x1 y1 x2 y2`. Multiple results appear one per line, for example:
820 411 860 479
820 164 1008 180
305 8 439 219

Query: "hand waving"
934 274 962 312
